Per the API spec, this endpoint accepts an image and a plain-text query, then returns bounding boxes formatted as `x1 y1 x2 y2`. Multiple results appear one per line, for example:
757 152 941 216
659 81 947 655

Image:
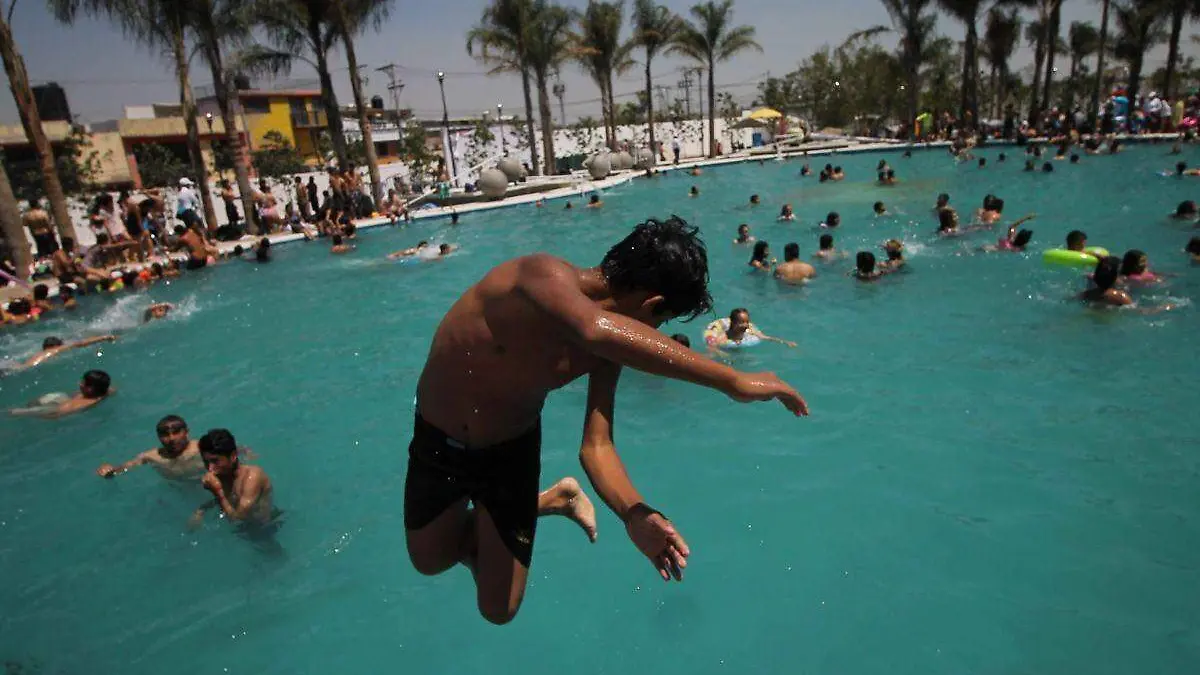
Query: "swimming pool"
2 142 1199 675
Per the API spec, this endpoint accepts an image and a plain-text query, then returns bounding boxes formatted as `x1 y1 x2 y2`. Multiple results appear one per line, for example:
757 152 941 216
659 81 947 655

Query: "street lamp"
497 103 506 155
204 112 214 133
437 71 457 183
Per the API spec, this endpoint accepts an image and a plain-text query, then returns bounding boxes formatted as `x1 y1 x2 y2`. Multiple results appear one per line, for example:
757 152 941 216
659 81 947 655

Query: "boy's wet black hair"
783 242 800 261
750 240 770 263
856 251 876 273
826 212 840 226
33 284 48 300
332 234 344 246
1013 229 1034 248
819 234 834 250
42 336 63 349
8 298 31 315
1176 200 1197 217
1187 237 1200 255
938 208 957 231
1066 230 1087 249
82 369 111 397
600 216 712 321
1093 256 1120 289
156 414 187 435
1120 249 1147 276
199 428 238 457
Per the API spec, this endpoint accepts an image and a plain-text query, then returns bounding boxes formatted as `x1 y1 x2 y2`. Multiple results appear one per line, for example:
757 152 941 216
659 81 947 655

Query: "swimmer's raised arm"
517 255 808 415
71 335 118 349
96 449 153 478
579 363 688 581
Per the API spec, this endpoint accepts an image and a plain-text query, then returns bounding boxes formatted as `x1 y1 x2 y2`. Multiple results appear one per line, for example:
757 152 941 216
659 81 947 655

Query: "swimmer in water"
330 234 354 254
748 241 774 271
774 242 815 284
564 201 573 210
800 164 811 176
1186 237 1200 262
708 308 797 351
831 166 845 181
937 207 960 235
388 240 430 259
689 185 700 197
998 152 1007 162
1174 161 1200 176
143 302 174 323
670 333 690 348
978 157 987 168
981 215 1036 252
14 334 117 371
1171 200 1197 219
1041 162 1054 173
1119 249 1162 284
11 369 113 418
749 194 761 206
852 251 893 281
821 212 840 228
1070 154 1080 164
878 239 906 271
96 414 205 480
814 233 846 260
733 224 755 245
1023 159 1036 172
976 195 1002 225
403 216 806 624
935 193 950 211
190 428 274 527
1065 230 1100 258
587 194 603 209
778 203 794 221
451 211 460 225
1079 257 1135 307
431 243 458 259
689 167 702 176
873 201 887 216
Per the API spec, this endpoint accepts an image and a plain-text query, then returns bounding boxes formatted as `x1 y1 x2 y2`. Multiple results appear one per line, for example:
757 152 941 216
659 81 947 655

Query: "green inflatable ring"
1042 247 1108 267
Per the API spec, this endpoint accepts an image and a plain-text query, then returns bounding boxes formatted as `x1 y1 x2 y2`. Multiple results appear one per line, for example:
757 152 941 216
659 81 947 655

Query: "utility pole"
678 71 693 118
553 80 567 126
375 63 406 138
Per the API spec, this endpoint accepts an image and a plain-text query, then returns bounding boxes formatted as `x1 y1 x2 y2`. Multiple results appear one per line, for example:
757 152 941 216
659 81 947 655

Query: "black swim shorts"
185 256 207 270
404 412 541 568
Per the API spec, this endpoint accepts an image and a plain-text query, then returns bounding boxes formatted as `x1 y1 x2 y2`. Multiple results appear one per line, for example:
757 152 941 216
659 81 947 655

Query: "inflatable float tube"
704 318 761 349
1042 247 1108 268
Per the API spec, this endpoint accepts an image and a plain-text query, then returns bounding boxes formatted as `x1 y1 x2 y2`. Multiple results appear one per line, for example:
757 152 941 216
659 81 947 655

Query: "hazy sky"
3 0 1195 126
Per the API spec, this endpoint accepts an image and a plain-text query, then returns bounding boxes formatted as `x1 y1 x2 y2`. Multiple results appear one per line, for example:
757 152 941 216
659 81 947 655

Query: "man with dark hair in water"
191 429 273 526
404 216 807 625
96 414 204 479
11 370 113 417
15 335 116 371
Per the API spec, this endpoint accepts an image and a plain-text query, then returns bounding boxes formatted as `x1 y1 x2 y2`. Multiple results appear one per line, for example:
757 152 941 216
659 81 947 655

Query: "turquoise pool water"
2 143 1199 674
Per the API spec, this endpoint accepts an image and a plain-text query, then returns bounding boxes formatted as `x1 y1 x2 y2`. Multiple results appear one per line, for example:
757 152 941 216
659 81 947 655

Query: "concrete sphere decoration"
635 148 656 169
497 157 522 182
588 153 611 180
478 168 509 198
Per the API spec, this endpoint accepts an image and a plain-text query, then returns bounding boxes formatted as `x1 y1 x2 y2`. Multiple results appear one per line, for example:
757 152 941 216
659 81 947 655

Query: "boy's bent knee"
478 599 522 625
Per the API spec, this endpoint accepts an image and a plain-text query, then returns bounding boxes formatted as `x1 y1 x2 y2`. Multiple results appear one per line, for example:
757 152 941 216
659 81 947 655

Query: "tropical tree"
0 5 74 241
632 0 680 159
333 0 392 206
937 0 984 127
1163 0 1200 99
525 0 575 173
853 0 937 138
51 0 220 232
192 0 260 233
1025 17 1047 124
982 8 1021 119
575 1 635 150
467 0 541 174
0 156 30 279
1040 0 1064 123
670 0 761 157
1113 0 1168 122
1066 21 1099 109
1092 0 1112 124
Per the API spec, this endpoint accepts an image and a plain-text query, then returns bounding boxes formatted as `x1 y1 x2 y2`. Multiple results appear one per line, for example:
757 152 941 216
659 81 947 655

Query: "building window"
241 97 270 114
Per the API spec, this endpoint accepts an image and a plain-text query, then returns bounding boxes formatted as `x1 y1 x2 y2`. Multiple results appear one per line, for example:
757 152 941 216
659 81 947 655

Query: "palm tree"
525 0 575 173
333 0 392 207
192 0 260 233
632 0 680 160
0 156 30 279
467 0 541 174
982 8 1021 118
1066 21 1099 109
52 0 219 232
1025 17 1047 124
1163 0 1200 99
1113 0 1168 123
852 0 937 139
0 7 74 241
1040 0 1063 123
575 1 635 150
670 0 761 157
1091 0 1112 126
937 0 984 127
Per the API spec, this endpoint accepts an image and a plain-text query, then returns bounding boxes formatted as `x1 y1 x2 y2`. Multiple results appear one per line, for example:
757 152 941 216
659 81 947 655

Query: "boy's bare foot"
541 477 598 542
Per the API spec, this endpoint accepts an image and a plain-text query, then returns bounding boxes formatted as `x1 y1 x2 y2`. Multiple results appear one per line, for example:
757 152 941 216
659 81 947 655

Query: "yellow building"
200 89 327 164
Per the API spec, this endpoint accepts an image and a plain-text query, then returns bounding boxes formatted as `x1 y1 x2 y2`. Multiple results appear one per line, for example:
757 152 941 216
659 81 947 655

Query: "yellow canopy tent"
748 107 783 120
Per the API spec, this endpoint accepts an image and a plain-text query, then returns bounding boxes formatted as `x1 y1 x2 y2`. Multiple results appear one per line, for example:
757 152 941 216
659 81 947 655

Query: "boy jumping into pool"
405 216 807 625
96 414 204 480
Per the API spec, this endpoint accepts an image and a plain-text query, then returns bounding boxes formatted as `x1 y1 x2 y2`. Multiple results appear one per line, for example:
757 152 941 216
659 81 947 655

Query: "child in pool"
982 219 1035 252
689 185 699 197
1065 230 1102 259
820 212 840 228
1172 200 1197 219
853 251 882 281
976 195 1002 225
1119 249 1162 284
1080 257 1134 307
814 233 845 260
705 308 796 351
733 224 755 245
873 201 887 216
330 234 354 254
1186 237 1200 263
878 240 906 271
748 241 774 271
778 203 794 221
11 370 113 418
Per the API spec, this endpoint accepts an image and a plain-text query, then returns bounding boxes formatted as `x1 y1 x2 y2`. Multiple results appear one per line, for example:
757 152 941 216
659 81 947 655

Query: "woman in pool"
733 224 755 245
705 307 796 351
778 204 794 221
748 241 773 271
1119 249 1162 284
981 214 1036 252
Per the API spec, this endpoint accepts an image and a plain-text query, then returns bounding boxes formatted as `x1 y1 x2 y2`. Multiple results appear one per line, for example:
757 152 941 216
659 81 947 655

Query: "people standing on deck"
23 199 57 260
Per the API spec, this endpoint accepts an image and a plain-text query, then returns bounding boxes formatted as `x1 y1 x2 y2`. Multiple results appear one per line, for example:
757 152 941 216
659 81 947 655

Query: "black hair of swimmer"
978 157 986 167
877 170 886 182
873 201 885 214
590 194 600 204
834 166 842 173
1042 162 1054 173
199 428 238 457
783 242 800 261
345 222 356 235
156 414 187 435
750 240 770 263
818 171 829 182
8 298 30 315
1093 256 1121 290
824 164 833 172
43 336 64 349
82 369 111 398
1012 229 1034 248
998 152 1007 162
1070 154 1080 164
903 150 912 158
1187 237 1200 255
877 159 888 170
1066 230 1087 249
451 212 460 224
670 333 691 348
599 216 712 322
1024 159 1035 171
33 283 48 300
937 207 958 231
886 169 895 179
1120 249 1148 275
689 185 699 195
885 241 903 261
332 234 344 246
825 212 840 227
749 194 760 204
150 262 163 277
122 270 137 287
1177 161 1188 175
937 193 950 207
1177 200 1198 217
856 251 876 273
819 234 834 250
439 243 452 254
233 245 244 256
729 307 749 322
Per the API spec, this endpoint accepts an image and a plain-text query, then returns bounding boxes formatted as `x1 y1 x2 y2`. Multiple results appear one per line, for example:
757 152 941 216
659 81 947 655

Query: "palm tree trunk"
198 21 258 235
1041 3 1061 123
600 80 612 149
962 23 979 129
1129 53 1144 124
1030 35 1045 127
520 68 540 174
1165 5 1185 101
644 58 656 159
706 63 716 157
535 68 556 174
337 10 382 208
0 14 73 243
606 75 617 150
1091 0 1110 126
1067 57 1079 112
311 37 348 167
0 157 30 280
989 65 998 119
171 22 217 233
907 60 919 140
